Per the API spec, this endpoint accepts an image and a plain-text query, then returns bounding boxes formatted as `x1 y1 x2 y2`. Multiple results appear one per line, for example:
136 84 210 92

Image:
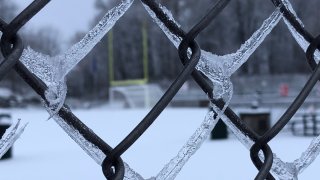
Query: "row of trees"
1 0 320 99
66 0 320 98
75 0 319 83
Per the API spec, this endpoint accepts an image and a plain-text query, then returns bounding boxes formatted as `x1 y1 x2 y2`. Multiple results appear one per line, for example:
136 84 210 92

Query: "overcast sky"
12 0 97 41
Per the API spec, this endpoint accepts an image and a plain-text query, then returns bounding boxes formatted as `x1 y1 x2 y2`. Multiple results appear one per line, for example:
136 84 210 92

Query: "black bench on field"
290 113 320 136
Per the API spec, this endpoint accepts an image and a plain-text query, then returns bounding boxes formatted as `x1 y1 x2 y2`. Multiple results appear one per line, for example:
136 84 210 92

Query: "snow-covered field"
0 107 319 179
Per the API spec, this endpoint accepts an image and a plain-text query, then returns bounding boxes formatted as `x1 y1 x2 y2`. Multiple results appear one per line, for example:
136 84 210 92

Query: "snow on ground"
0 107 319 179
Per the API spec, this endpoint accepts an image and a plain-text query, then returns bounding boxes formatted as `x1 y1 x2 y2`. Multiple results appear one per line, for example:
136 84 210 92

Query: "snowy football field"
0 107 319 179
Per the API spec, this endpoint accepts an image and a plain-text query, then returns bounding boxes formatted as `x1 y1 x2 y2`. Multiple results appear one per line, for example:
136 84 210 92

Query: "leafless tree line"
1 0 320 100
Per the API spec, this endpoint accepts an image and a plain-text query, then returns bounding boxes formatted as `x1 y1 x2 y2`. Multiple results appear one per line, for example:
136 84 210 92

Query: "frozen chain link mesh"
0 0 320 179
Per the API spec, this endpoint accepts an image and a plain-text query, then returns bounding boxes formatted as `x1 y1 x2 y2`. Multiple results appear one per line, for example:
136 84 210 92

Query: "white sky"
12 0 97 42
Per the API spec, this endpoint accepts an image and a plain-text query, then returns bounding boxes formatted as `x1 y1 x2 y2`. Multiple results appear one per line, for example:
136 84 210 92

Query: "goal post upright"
108 21 153 108
108 21 149 86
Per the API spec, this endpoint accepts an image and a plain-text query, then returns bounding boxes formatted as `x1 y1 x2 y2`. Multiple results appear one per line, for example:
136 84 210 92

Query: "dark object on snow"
290 113 320 136
209 106 228 140
211 119 228 139
240 111 270 136
0 113 12 160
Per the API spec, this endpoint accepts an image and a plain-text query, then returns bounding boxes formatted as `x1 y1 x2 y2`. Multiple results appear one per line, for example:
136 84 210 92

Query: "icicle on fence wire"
1 0 320 179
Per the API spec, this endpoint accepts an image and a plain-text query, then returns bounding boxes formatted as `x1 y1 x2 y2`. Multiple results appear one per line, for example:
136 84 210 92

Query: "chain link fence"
1 0 320 179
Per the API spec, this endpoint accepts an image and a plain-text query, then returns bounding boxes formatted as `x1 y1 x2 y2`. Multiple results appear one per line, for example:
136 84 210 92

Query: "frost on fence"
5 0 320 179
281 0 320 63
142 1 320 180
0 120 27 159
210 104 297 180
156 111 219 180
142 2 281 100
19 0 134 114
